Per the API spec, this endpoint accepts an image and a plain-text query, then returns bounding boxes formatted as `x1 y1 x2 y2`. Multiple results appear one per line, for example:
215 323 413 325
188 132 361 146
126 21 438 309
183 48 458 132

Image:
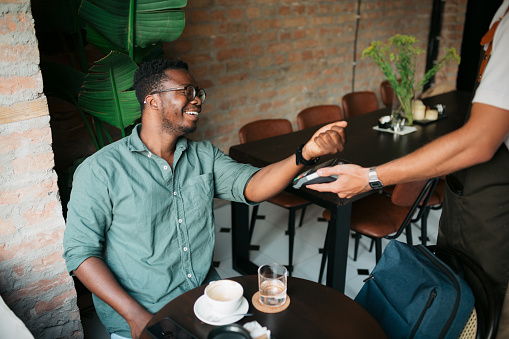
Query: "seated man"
63 59 347 339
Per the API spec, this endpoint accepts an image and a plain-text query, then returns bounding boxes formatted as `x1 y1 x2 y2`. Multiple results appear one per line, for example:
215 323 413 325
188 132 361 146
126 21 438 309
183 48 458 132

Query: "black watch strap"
296 144 320 166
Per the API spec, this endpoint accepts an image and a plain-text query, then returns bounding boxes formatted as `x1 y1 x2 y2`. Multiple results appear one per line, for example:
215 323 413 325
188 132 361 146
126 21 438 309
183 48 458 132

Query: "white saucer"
193 295 249 326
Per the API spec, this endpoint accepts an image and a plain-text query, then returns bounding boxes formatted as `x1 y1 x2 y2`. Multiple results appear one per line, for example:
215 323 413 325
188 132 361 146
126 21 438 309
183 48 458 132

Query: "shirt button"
183 247 188 251
173 192 177 196
163 165 168 170
187 274 192 278
178 219 182 223
148 153 152 158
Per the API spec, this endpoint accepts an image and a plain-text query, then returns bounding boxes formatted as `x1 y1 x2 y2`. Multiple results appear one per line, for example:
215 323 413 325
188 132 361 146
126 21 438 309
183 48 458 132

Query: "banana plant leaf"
78 51 140 134
79 0 186 55
86 23 164 64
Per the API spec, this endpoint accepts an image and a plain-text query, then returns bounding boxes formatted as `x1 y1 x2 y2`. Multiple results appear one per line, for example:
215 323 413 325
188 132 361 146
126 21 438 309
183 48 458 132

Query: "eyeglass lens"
184 85 206 103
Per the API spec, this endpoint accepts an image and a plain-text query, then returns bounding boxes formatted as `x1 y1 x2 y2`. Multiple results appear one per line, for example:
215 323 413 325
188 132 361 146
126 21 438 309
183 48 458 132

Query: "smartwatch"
368 167 384 189
295 144 319 166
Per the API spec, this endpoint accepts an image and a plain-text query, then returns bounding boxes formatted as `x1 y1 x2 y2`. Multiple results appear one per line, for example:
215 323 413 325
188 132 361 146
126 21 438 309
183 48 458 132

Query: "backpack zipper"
416 246 461 338
409 289 437 338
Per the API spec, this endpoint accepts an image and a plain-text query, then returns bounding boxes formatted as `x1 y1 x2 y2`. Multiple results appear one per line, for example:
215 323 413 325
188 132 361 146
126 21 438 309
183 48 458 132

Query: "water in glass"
259 279 287 306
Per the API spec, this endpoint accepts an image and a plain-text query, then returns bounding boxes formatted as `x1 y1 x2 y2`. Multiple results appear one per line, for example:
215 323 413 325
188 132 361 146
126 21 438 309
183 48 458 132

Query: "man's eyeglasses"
150 85 206 103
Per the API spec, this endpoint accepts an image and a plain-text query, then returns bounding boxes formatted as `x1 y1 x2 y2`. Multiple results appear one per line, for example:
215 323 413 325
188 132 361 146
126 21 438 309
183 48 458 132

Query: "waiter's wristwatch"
295 144 320 166
368 167 384 189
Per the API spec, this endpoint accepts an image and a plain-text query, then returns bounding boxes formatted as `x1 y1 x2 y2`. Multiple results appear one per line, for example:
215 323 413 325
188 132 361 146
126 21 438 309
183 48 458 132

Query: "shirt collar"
127 124 146 152
127 123 189 153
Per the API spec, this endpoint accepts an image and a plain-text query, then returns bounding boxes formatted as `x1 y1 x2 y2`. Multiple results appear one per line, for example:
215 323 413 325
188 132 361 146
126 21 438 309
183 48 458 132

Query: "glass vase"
391 91 414 126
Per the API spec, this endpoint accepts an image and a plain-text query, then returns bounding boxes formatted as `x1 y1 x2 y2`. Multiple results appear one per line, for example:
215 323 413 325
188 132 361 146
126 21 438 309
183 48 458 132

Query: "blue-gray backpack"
355 240 475 339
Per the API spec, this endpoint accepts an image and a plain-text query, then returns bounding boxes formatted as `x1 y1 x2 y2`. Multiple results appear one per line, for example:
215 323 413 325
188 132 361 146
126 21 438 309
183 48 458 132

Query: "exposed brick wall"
0 0 83 338
435 0 468 85
164 0 466 153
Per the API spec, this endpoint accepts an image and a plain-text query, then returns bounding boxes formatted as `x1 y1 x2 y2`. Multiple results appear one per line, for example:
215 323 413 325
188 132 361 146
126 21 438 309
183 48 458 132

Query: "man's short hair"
133 59 189 109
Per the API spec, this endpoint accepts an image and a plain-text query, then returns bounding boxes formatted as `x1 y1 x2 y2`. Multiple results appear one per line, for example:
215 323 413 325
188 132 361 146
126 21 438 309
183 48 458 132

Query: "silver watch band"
368 166 383 189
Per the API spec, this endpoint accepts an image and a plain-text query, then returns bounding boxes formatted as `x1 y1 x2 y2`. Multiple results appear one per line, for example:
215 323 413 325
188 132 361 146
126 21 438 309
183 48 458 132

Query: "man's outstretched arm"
244 121 347 202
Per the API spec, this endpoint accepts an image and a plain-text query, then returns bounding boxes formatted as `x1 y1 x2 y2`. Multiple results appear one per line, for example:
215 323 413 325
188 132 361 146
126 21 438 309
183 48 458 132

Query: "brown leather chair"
380 80 395 108
239 119 311 274
318 178 439 283
296 105 344 130
341 91 379 118
382 176 445 246
356 177 445 259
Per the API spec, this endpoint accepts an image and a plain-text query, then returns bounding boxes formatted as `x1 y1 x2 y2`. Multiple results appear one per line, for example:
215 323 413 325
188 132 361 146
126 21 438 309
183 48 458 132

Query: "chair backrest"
238 118 293 144
385 178 439 240
391 179 437 207
380 80 395 108
427 176 445 206
296 105 344 130
427 245 501 339
341 91 379 118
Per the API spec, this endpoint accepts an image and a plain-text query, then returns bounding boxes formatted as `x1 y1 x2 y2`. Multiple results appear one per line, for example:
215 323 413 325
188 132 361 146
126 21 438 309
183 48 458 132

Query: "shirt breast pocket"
181 173 214 220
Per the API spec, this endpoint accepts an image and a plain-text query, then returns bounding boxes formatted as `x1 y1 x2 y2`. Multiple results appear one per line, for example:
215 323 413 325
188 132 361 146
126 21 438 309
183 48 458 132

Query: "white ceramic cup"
204 280 244 315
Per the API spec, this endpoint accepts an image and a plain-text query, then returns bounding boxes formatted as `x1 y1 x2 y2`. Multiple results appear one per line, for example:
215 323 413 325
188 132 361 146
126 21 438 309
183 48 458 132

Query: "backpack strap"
477 6 509 82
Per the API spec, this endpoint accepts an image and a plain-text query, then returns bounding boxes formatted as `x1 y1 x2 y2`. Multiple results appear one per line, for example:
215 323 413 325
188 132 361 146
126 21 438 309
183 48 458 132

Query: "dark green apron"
438 11 509 298
439 143 509 298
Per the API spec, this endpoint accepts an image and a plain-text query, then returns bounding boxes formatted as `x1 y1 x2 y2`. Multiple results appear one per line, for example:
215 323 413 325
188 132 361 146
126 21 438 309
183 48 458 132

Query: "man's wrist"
301 144 313 160
296 144 319 166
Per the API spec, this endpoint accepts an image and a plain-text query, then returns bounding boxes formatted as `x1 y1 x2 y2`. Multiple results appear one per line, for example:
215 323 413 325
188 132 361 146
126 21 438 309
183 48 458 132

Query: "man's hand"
301 121 347 160
307 163 370 198
128 309 153 339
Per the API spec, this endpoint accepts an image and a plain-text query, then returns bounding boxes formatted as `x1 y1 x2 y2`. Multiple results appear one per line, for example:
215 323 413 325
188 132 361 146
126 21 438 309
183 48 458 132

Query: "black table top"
229 90 471 208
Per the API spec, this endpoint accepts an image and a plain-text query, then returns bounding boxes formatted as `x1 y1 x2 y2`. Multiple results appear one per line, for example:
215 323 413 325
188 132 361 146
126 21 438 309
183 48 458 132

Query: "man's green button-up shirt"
63 124 259 337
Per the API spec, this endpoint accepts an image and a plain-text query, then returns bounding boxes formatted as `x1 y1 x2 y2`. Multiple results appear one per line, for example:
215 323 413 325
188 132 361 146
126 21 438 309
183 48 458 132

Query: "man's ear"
145 95 159 110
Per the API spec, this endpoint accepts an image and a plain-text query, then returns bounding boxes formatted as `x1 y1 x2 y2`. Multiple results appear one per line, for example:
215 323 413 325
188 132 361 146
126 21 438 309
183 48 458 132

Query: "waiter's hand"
307 163 371 198
301 121 347 160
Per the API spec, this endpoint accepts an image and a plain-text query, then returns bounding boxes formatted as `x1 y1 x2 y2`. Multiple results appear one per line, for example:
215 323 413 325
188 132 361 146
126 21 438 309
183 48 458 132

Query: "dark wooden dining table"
228 90 472 292
140 275 387 339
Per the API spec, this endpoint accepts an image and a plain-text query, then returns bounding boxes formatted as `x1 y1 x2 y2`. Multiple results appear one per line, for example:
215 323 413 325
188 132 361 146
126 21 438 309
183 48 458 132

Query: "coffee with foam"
204 280 243 315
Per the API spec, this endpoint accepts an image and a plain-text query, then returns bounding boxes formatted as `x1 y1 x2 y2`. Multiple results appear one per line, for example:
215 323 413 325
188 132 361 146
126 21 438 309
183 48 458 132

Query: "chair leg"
318 223 331 284
298 206 307 227
354 232 361 261
406 224 413 246
421 206 430 246
375 238 382 263
248 205 259 242
287 208 296 276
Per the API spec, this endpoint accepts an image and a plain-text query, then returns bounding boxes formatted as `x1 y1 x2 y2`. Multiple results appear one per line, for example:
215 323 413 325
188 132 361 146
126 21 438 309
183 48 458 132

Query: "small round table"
140 275 386 339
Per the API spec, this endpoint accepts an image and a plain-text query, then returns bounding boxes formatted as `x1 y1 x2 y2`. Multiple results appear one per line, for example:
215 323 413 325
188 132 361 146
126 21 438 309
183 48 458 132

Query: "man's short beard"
161 117 196 136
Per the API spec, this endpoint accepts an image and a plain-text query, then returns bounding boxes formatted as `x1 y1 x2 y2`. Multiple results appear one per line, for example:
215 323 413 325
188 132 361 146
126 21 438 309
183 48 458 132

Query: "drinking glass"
391 113 406 132
258 264 287 307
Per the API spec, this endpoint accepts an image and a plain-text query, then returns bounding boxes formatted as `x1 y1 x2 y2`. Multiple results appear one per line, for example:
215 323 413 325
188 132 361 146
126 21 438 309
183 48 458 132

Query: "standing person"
63 59 347 339
308 1 509 336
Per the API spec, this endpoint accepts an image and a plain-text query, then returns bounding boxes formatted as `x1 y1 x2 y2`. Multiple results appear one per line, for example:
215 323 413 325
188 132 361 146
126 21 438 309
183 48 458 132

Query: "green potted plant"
37 0 187 147
33 0 187 215
362 34 460 125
